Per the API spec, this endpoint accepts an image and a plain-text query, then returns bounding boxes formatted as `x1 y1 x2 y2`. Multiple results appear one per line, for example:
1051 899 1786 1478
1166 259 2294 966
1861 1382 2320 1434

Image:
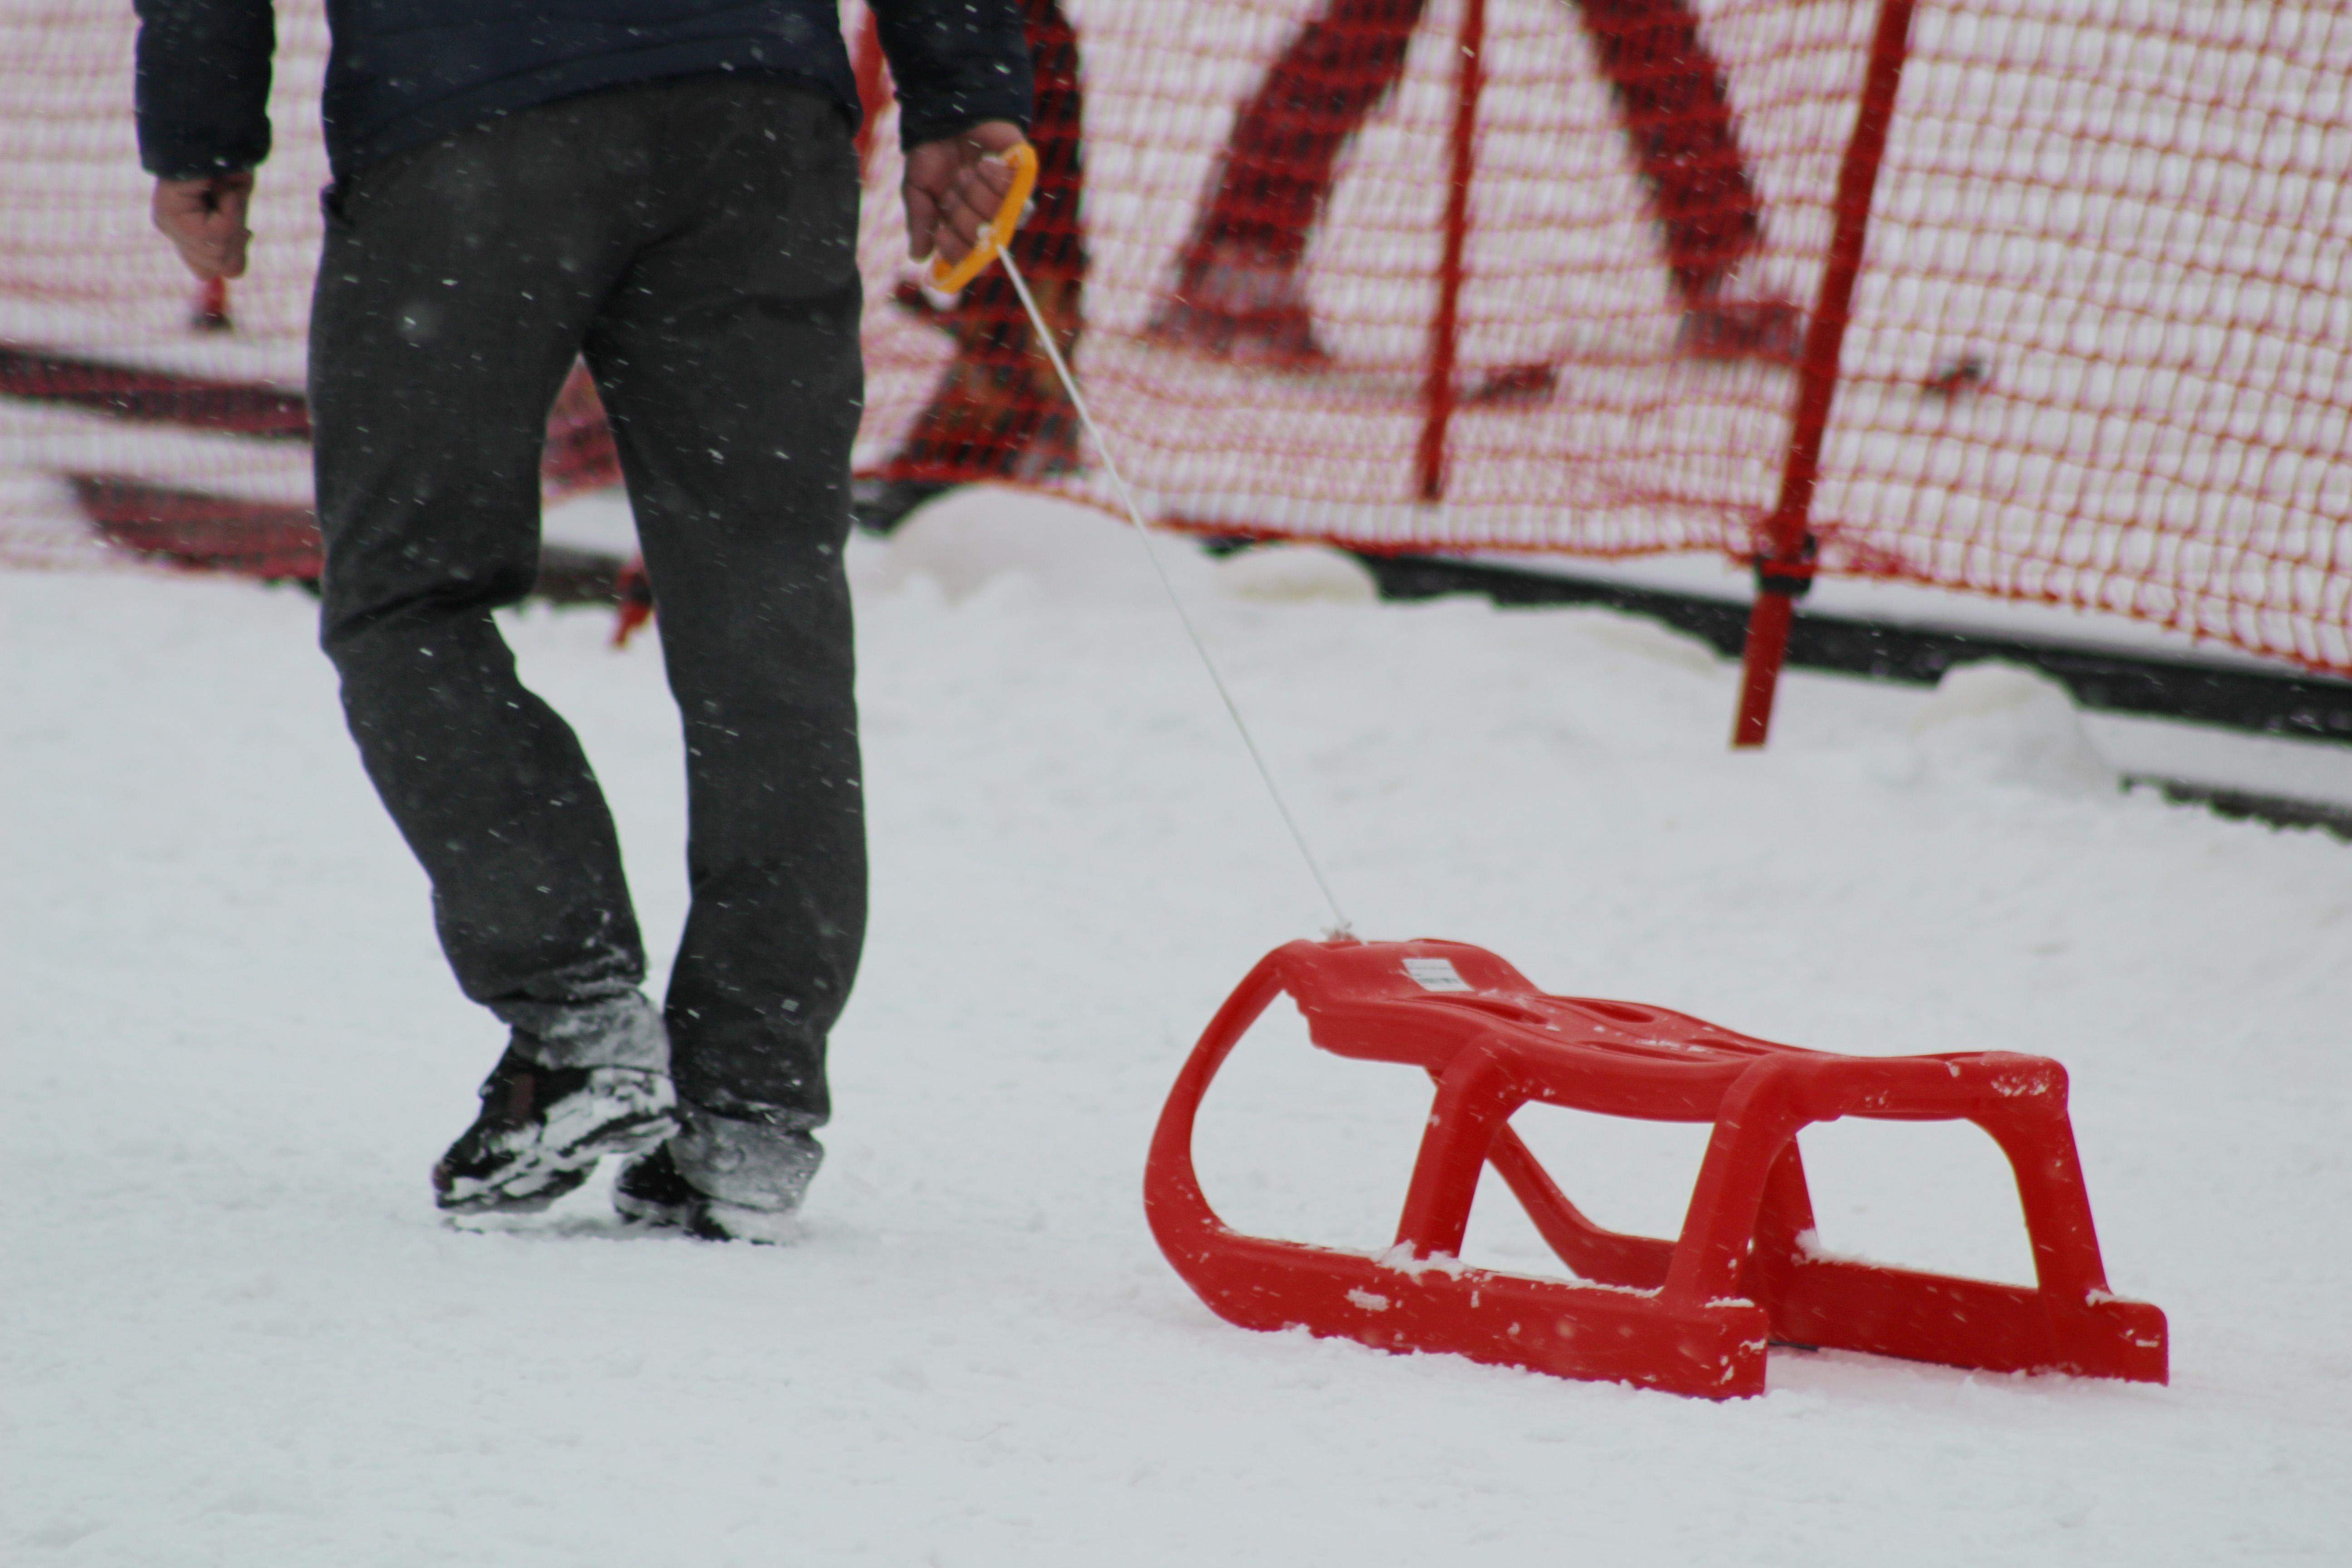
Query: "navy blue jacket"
134 1 1033 184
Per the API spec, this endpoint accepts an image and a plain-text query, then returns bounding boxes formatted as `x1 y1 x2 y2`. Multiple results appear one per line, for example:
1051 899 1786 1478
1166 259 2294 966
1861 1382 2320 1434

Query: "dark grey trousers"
311 76 866 1129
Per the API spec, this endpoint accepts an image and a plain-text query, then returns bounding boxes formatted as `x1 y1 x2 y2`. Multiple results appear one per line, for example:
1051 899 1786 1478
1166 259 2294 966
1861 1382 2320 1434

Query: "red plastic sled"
1146 939 2167 1399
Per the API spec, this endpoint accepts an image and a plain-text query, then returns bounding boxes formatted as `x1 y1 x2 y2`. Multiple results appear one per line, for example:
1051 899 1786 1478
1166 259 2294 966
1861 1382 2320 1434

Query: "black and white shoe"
610 1143 702 1230
613 1144 804 1245
431 1043 678 1215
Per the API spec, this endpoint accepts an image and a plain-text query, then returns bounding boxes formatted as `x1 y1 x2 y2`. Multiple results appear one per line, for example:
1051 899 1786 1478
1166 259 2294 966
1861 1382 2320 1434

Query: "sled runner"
1146 938 2167 1398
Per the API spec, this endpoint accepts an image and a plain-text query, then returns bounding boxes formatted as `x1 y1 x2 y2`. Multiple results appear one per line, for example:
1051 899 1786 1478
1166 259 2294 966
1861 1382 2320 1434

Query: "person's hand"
152 173 255 280
902 120 1028 267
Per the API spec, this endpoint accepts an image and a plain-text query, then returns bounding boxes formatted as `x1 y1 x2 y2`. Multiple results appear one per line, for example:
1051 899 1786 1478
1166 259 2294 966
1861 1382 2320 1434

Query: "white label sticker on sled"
1403 957 1472 992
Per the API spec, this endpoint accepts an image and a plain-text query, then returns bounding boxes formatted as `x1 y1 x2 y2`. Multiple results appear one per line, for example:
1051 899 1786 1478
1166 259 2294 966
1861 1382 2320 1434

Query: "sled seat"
1145 938 2166 1398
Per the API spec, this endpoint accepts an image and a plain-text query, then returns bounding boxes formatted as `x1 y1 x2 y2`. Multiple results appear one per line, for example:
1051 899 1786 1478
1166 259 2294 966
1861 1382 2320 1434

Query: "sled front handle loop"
924 142 1039 294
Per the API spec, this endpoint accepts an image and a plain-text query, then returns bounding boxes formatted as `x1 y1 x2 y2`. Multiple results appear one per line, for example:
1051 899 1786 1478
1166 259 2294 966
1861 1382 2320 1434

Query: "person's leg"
1568 0 1797 358
582 80 868 1228
863 0 1087 532
1149 0 1425 364
310 93 677 1210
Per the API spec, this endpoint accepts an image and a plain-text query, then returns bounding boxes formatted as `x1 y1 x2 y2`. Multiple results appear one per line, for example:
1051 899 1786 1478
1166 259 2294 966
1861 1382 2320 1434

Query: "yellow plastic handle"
923 142 1039 293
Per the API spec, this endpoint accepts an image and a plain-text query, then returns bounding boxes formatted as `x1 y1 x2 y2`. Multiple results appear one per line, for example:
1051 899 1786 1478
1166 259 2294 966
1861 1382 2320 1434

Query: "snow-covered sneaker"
431 1043 678 1215
613 1105 822 1243
611 1142 701 1227
612 1145 804 1245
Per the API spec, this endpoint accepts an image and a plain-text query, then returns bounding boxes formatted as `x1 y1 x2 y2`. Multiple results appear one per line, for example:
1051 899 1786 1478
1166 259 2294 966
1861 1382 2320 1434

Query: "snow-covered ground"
7 491 2349 1566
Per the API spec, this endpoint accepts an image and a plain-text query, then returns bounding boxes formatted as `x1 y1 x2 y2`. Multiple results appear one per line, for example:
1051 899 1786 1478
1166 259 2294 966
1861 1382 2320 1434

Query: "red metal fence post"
1730 0 1918 747
1418 0 1485 503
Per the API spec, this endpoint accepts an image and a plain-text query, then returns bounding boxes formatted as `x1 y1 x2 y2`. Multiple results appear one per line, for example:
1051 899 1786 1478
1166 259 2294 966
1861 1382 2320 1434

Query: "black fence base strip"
534 544 629 605
1349 553 2352 748
2125 778 2352 843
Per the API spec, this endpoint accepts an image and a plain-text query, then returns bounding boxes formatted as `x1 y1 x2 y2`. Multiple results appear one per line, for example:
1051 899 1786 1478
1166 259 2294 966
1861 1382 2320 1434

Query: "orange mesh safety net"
5 1 2347 673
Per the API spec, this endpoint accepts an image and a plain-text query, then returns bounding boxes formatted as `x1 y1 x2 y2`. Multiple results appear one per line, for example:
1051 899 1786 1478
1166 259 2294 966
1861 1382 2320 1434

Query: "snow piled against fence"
5 490 2349 1566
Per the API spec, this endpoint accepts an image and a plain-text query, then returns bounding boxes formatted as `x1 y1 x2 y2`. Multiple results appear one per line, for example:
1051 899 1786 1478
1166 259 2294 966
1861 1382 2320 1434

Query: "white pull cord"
996 248 1354 939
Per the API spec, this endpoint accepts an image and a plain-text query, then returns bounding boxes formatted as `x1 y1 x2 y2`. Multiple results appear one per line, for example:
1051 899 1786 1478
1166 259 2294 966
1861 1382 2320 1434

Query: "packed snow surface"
7 492 2350 1565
